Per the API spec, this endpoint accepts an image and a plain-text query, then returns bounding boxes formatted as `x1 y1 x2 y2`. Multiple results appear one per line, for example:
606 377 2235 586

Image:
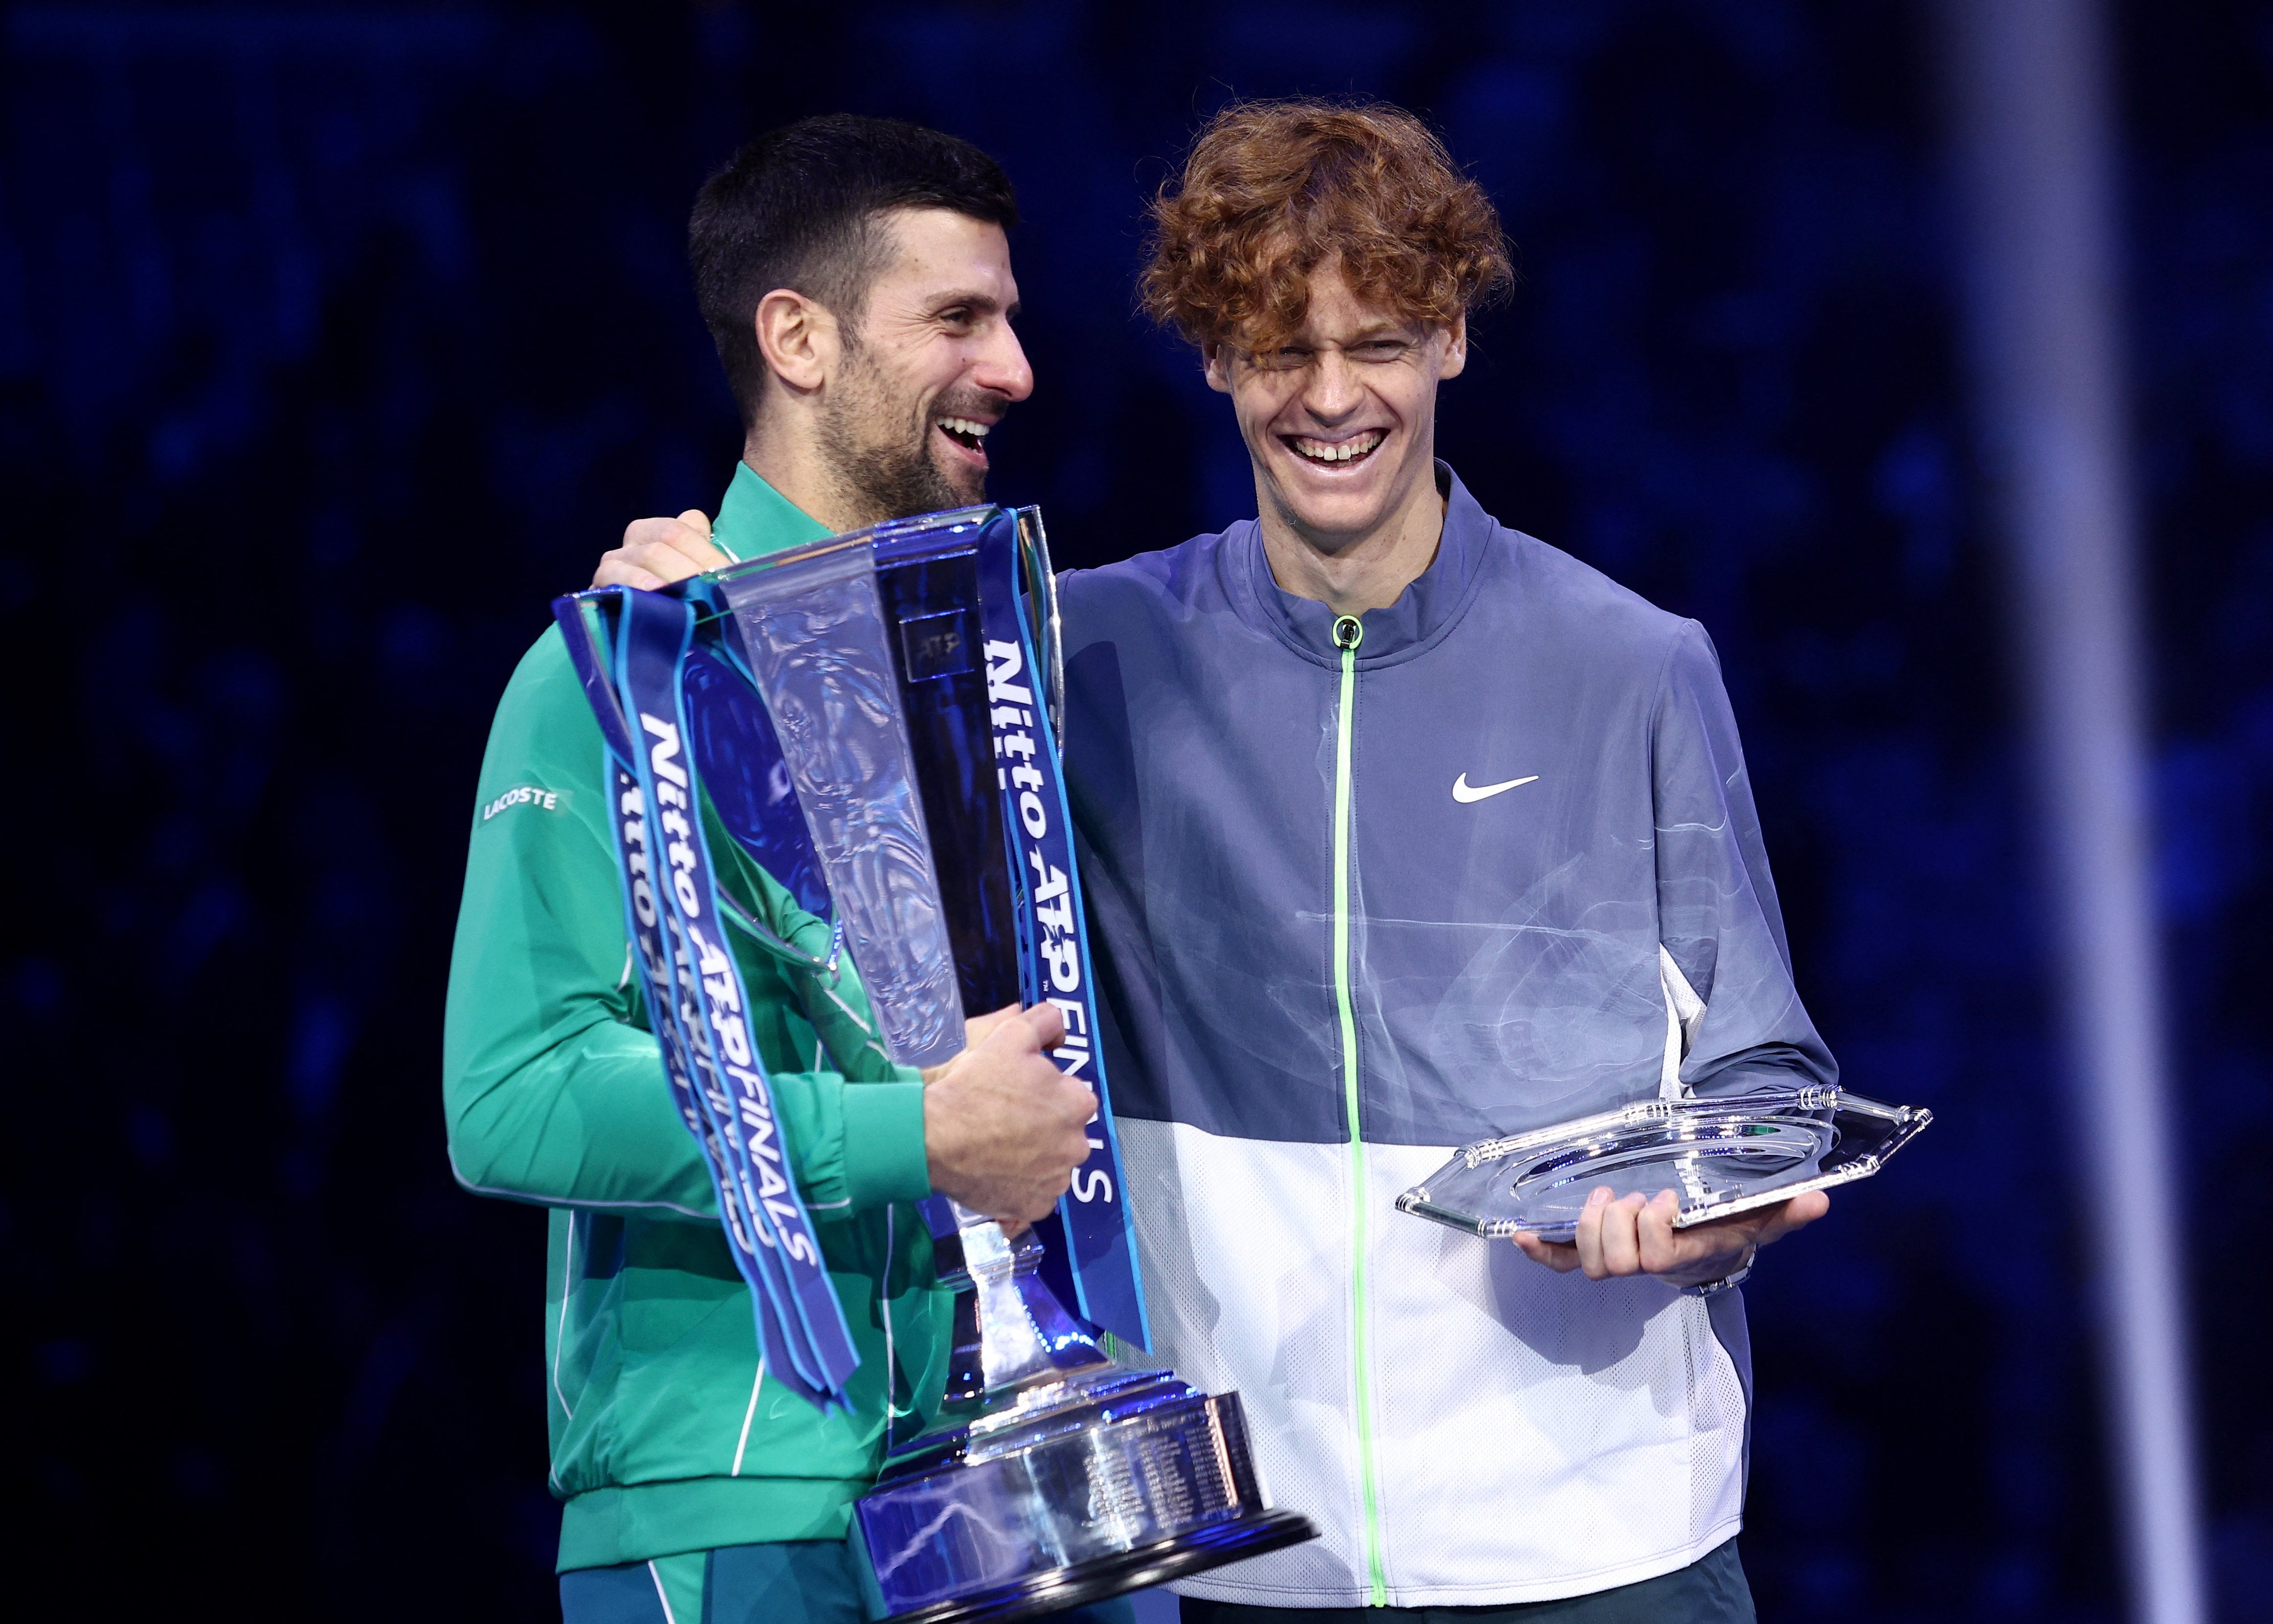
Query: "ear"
753 288 841 395
1202 341 1232 395
1438 315 1468 382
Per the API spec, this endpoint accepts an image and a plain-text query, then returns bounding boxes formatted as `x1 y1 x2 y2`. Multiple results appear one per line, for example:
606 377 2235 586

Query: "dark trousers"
1176 1540 1754 1624
561 1539 1137 1624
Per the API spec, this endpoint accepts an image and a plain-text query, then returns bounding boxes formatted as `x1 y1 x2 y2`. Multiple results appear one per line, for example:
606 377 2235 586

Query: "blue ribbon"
970 512 1150 1348
554 503 1150 1364
553 588 862 1409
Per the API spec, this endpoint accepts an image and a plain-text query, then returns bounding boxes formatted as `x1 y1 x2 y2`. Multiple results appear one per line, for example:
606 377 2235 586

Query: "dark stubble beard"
816 342 980 526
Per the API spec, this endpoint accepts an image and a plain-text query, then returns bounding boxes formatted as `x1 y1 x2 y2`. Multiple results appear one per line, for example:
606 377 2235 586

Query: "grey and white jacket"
1058 466 1835 1606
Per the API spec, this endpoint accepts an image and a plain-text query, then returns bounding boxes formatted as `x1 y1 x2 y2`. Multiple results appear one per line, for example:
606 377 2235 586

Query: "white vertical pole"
1935 5 2205 1623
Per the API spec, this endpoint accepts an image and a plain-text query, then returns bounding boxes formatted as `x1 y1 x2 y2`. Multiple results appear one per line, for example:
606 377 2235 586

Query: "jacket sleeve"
441 629 931 1221
1650 620 1839 1096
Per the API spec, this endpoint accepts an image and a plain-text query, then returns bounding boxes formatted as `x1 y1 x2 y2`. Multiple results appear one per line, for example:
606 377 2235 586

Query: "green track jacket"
443 465 951 1572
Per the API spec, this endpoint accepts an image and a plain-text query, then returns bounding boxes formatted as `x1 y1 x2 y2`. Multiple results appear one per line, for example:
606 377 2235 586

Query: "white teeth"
941 416 990 439
1293 431 1382 463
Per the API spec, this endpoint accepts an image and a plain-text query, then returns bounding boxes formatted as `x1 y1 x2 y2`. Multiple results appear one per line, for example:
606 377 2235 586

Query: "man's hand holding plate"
1511 1185 1831 1291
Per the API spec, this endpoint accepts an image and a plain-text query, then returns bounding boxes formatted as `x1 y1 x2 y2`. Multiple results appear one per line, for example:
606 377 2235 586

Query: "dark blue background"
3 3 2267 1620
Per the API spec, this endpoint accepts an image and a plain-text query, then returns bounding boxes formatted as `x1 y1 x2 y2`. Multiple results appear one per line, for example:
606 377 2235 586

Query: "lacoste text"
483 784 560 819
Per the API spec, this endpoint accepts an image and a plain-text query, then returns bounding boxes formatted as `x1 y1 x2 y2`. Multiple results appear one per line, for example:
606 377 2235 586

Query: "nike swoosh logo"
1452 772 1539 804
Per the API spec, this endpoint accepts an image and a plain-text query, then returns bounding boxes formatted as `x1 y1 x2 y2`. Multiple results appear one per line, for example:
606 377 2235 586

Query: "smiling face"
817 206 1033 524
1205 258 1465 557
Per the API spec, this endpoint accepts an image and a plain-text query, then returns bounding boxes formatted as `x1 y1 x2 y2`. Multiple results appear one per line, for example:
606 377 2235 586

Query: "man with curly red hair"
607 99 1833 1624
1049 99 1831 1624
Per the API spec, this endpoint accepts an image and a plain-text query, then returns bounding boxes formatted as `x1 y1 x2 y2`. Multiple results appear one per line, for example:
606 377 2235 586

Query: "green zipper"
1331 613 1388 1605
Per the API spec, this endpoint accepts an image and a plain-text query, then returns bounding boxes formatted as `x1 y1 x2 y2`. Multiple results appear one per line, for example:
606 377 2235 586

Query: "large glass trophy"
1396 1084 1932 1242
557 506 1313 1624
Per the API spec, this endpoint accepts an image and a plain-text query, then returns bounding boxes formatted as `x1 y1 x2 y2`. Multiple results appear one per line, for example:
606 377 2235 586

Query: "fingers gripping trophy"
555 504 1316 1624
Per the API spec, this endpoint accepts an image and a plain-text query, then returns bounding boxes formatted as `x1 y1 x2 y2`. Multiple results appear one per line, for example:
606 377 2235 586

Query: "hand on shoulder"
593 510 727 590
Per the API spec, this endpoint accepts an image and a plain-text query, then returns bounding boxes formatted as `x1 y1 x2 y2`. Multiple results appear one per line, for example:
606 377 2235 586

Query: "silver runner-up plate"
1395 1085 1932 1244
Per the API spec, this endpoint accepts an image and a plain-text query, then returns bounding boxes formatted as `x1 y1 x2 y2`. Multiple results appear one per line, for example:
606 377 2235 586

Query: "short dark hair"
689 114 1019 427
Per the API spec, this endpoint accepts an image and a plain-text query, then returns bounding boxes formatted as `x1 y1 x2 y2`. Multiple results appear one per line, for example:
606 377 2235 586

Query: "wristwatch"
1680 1248 1755 1299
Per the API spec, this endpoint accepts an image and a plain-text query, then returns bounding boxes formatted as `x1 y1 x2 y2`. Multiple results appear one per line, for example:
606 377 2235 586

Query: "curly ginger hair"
1141 100 1512 354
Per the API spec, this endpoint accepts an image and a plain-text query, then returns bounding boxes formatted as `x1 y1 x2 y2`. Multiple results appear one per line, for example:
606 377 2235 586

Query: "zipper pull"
1333 614 1364 652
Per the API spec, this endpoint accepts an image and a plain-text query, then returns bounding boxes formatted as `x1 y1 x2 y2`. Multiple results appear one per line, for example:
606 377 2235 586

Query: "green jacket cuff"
840 1079 932 1210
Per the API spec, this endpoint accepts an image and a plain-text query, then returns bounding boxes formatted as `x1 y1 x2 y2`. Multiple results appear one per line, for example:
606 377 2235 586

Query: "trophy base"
877 1510 1318 1624
857 1364 1316 1624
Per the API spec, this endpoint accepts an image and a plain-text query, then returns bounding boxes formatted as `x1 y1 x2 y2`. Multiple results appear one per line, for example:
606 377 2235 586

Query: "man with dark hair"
685 115 1021 519
445 115 1107 1624
609 101 1833 1624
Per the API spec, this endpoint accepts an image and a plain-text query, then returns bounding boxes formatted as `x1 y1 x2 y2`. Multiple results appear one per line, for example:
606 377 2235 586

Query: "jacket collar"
1231 462 1496 667
711 460 834 564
